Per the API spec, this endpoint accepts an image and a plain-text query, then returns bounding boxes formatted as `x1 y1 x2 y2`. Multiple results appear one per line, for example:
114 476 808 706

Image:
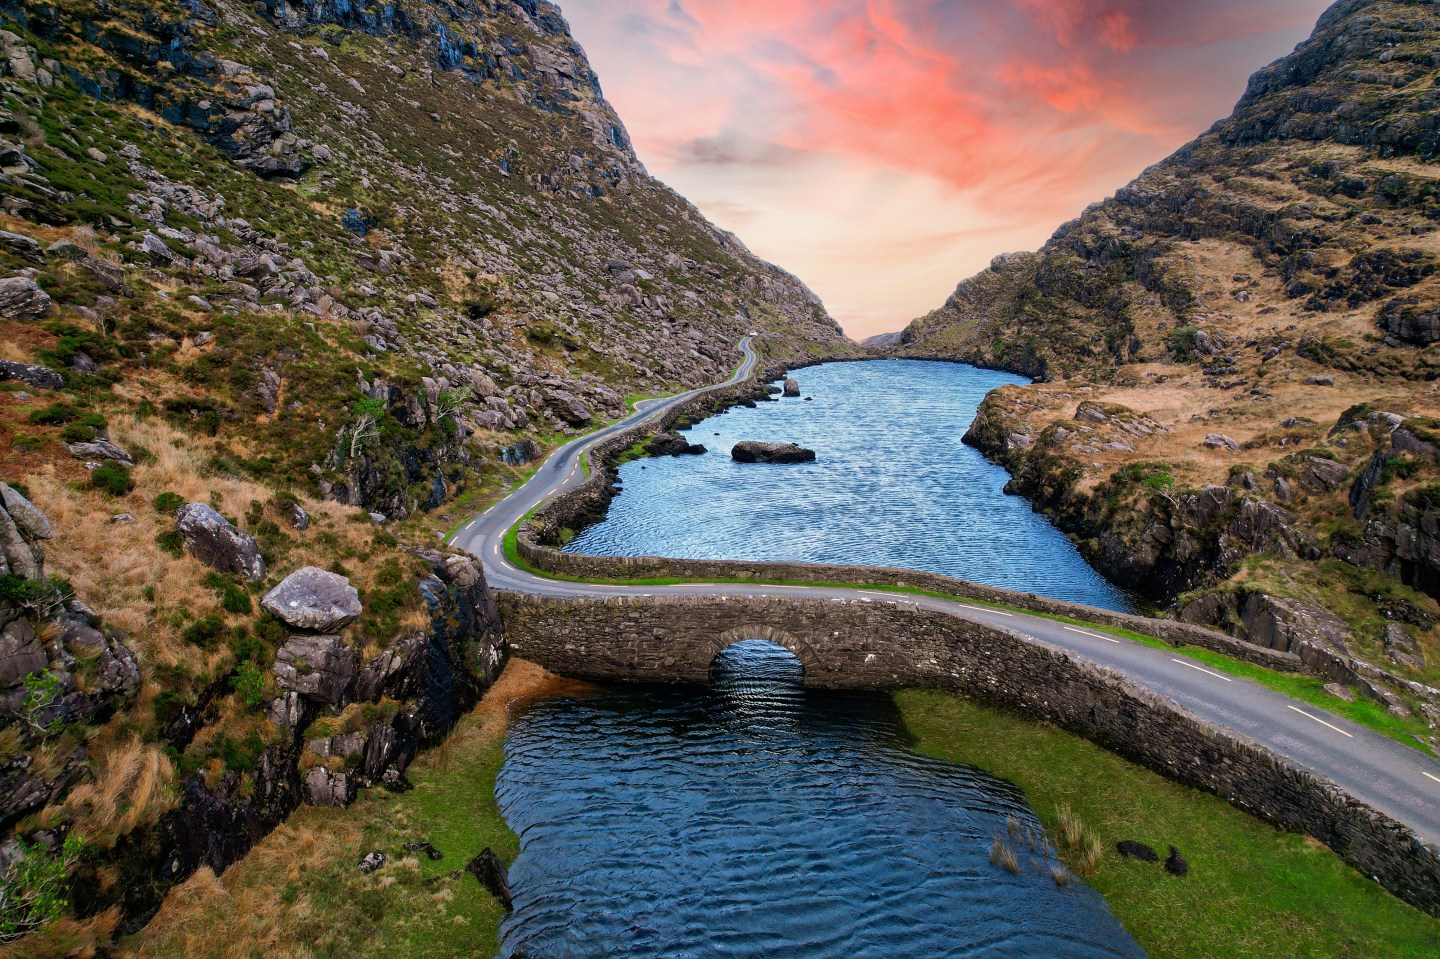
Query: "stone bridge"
498 591 1440 917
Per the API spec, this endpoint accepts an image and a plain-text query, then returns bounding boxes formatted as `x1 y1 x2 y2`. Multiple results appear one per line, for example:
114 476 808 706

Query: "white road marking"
1172 659 1233 682
1286 705 1354 738
1422 771 1440 785
956 603 1012 617
1063 625 1121 644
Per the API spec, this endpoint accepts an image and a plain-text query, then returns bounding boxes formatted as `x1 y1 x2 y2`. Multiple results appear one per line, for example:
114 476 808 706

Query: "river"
494 360 1144 957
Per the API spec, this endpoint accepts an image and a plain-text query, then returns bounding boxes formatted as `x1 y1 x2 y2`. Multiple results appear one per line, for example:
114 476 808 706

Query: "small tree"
348 397 386 459
434 386 472 427
0 834 84 942
20 671 65 737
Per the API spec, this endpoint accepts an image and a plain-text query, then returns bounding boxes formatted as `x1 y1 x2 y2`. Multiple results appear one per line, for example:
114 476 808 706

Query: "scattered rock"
0 276 51 319
0 359 62 391
1202 434 1240 452
1164 846 1190 877
731 441 816 464
1305 375 1336 386
466 848 513 911
358 851 386 874
63 439 133 466
287 502 310 531
404 839 444 861
174 503 266 581
1323 682 1356 702
0 230 42 261
261 567 361 633
1116 840 1159 862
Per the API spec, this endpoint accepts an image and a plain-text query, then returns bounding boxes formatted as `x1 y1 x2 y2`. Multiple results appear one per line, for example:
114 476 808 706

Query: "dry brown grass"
60 736 176 848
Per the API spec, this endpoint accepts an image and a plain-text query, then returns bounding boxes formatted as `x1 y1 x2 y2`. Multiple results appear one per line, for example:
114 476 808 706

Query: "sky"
559 0 1336 340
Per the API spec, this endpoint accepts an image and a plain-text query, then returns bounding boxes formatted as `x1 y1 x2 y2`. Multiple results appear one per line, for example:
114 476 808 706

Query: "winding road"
455 337 1440 847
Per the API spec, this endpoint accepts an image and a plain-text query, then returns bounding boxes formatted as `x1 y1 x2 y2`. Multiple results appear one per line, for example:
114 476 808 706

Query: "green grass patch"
895 690 1440 958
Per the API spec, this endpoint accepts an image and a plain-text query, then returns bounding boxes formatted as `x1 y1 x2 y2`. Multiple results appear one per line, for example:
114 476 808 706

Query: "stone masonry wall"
499 591 1440 917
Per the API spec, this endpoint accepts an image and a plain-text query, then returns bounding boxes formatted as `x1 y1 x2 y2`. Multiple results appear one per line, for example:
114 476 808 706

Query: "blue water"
566 359 1134 612
496 642 1144 959
494 360 1145 958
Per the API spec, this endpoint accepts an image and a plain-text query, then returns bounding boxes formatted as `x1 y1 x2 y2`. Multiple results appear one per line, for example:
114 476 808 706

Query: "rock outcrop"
0 482 51 579
731 441 817 464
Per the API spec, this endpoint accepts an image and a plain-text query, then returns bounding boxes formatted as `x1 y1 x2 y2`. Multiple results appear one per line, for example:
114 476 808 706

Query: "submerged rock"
731 441 816 464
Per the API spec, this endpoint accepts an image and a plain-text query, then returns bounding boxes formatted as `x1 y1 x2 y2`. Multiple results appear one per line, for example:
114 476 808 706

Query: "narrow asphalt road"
455 337 1440 847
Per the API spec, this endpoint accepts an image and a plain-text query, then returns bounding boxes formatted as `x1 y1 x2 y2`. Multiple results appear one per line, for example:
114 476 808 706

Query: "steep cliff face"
903 0 1440 713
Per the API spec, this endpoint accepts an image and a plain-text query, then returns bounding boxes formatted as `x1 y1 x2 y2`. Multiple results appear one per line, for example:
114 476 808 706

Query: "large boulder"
262 567 361 633
731 441 817 464
647 431 706 457
0 482 51 580
783 378 800 397
64 439 134 466
273 634 358 706
174 503 266 582
0 276 50 319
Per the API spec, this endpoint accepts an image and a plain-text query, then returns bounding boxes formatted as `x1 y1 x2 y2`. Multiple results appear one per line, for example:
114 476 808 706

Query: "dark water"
495 642 1144 958
566 360 1134 612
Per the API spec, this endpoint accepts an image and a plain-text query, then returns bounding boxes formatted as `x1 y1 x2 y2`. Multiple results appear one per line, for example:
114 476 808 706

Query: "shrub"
90 461 133 496
231 661 268 710
26 403 78 426
155 529 185 557
0 834 85 943
181 614 226 648
216 732 265 772
152 491 185 514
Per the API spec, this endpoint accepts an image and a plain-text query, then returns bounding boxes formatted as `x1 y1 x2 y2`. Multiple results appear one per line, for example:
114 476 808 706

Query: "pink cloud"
558 0 1333 337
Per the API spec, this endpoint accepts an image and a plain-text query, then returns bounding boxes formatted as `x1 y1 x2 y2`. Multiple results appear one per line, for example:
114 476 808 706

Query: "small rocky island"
731 441 817 464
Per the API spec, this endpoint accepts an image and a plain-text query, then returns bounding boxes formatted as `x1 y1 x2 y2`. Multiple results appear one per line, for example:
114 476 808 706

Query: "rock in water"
783 378 800 397
1116 840 1159 862
1164 845 1190 877
174 503 266 581
262 566 362 633
466 848 513 911
647 431 706 457
731 441 816 464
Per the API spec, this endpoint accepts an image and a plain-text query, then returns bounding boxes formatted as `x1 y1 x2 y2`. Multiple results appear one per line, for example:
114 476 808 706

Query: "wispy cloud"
560 0 1331 338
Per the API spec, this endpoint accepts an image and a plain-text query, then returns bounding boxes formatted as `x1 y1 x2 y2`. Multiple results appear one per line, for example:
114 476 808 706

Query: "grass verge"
896 689 1440 959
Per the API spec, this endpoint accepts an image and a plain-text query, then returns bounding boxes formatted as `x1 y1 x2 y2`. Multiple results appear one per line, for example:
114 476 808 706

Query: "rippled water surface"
496 642 1144 958
566 360 1134 612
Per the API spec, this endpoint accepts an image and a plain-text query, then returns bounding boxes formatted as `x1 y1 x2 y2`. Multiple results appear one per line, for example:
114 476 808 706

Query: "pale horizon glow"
560 0 1333 340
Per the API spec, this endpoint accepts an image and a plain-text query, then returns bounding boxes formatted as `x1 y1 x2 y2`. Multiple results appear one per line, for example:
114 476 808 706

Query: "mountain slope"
895 0 1440 725
0 0 853 949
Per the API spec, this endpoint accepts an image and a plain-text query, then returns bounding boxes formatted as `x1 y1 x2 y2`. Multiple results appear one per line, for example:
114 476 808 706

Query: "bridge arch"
703 624 822 679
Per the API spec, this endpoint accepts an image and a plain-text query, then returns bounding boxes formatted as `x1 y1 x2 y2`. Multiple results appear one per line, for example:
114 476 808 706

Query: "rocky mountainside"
0 0 854 950
893 0 1440 726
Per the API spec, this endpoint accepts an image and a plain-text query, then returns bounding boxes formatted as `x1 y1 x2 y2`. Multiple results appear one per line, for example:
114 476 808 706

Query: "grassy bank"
121 665 553 959
895 689 1440 959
